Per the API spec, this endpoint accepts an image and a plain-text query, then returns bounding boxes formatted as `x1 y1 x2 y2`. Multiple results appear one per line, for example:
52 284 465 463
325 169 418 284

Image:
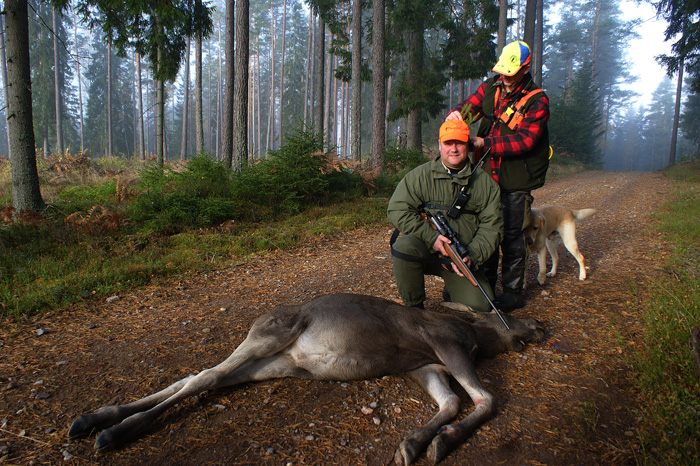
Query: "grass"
632 160 700 465
0 197 388 317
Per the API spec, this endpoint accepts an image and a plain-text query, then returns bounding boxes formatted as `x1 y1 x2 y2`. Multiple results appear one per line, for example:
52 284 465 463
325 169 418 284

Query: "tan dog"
524 206 597 285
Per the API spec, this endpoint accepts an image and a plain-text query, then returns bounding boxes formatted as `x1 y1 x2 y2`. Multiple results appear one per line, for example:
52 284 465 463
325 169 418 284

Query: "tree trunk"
498 0 507 54
0 13 12 157
222 0 235 168
137 52 145 159
591 0 601 78
5 0 44 211
406 28 422 151
323 38 332 149
370 0 385 169
156 46 165 165
314 17 325 136
107 40 113 156
232 0 249 172
523 0 537 49
303 11 313 126
669 56 683 166
195 27 204 154
534 0 543 85
267 2 276 151
52 7 63 155
278 0 287 148
216 25 222 161
351 0 362 161
180 37 191 161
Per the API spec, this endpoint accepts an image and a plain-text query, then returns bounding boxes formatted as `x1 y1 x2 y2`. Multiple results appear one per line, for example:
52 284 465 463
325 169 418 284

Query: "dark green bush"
129 154 237 233
232 127 330 213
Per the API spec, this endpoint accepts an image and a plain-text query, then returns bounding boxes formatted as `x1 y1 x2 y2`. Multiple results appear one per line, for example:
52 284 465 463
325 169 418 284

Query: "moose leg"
89 311 310 452
68 375 194 439
394 364 461 466
426 347 495 464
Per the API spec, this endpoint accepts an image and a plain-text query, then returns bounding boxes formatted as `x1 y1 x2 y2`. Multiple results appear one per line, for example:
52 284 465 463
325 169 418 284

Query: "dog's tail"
572 208 598 221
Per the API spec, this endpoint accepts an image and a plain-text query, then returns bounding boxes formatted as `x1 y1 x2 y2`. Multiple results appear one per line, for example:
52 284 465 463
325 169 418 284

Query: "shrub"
232 127 330 213
129 154 237 233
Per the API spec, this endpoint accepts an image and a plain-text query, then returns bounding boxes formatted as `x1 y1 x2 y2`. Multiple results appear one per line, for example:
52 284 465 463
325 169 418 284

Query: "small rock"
213 404 226 411
35 328 49 336
372 417 381 425
106 295 120 303
2 381 19 392
369 401 378 409
62 449 74 461
360 406 374 415
36 392 51 400
0 445 10 456
305 435 315 441
265 447 275 455
624 430 635 437
394 407 402 414
45 427 56 434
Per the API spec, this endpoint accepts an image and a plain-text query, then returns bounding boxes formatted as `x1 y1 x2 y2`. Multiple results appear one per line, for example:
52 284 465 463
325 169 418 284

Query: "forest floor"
0 170 671 466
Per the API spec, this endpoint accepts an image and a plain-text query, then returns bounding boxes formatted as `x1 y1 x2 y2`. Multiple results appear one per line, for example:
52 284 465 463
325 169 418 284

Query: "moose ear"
441 302 481 321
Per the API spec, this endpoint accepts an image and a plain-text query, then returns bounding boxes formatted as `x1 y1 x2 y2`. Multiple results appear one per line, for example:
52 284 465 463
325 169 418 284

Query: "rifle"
421 210 510 329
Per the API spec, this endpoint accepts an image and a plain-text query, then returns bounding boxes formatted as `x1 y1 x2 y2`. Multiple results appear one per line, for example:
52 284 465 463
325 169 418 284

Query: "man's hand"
470 137 485 150
432 235 472 277
445 110 462 121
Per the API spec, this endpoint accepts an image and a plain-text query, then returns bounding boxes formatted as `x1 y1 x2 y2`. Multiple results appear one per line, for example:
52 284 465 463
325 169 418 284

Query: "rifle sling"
390 228 453 265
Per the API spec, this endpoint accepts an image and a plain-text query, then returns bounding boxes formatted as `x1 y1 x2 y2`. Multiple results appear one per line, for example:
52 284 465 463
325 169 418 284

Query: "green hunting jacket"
387 156 503 269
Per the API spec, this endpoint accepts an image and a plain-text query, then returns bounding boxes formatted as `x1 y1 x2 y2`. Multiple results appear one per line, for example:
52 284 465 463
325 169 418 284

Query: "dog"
524 206 597 285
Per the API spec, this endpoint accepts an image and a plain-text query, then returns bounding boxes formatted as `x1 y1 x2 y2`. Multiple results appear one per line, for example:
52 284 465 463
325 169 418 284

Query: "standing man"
446 40 550 312
388 119 503 312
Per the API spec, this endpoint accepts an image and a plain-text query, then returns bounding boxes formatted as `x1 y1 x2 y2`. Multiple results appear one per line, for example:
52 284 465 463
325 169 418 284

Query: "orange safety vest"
493 87 545 132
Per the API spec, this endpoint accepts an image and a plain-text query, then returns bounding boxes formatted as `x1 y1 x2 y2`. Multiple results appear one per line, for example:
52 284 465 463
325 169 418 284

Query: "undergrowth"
634 160 700 465
0 128 426 318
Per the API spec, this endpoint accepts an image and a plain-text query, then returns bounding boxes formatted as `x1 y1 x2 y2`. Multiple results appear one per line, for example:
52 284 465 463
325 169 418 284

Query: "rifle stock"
420 210 510 329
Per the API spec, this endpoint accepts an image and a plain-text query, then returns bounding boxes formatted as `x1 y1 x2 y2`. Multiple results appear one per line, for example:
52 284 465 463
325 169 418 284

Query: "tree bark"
498 0 507 54
406 28 422 151
303 11 313 126
180 37 191 161
107 40 113 156
0 13 12 157
370 0 385 169
523 0 537 50
351 0 362 161
195 27 204 154
216 25 222 161
278 0 287 148
52 7 63 155
669 56 683 166
535 0 543 85
5 0 44 211
267 3 276 152
314 17 325 136
232 0 249 171
222 0 235 168
137 52 145 159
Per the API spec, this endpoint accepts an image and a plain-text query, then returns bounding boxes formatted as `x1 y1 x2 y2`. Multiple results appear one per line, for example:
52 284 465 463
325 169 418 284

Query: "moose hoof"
68 416 93 440
426 426 466 464
94 428 119 453
394 440 420 466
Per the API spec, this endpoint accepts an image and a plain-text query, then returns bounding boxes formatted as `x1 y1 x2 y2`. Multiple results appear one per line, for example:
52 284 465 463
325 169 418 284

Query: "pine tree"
548 61 603 165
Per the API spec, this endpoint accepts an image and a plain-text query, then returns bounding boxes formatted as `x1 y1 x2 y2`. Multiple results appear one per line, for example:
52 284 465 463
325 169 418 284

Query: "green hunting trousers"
391 234 495 312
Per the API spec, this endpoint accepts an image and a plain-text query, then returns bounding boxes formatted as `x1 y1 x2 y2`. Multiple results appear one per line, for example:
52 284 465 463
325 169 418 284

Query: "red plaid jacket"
451 76 549 183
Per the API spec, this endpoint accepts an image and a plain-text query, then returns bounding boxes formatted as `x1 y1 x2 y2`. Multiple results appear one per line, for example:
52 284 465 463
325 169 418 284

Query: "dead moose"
69 293 545 465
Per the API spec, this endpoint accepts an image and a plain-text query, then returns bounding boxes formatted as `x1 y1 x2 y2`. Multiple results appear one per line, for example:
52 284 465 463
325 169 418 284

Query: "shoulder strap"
389 228 452 265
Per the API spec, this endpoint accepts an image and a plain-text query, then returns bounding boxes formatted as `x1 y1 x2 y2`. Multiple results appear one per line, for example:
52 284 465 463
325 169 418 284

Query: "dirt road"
0 170 670 465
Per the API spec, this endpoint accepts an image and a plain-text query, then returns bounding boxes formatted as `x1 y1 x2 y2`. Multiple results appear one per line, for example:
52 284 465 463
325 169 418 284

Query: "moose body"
69 293 544 465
